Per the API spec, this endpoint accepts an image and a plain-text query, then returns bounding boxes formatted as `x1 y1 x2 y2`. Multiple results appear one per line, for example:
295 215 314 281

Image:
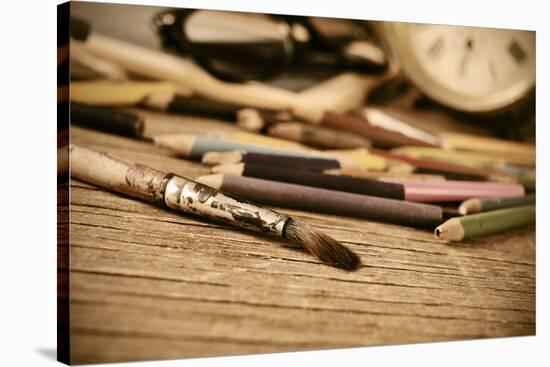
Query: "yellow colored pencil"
391 146 534 168
70 80 177 107
439 132 535 160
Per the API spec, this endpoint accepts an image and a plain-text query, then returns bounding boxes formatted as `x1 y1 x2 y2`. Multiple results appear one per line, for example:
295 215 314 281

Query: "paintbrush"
70 144 360 270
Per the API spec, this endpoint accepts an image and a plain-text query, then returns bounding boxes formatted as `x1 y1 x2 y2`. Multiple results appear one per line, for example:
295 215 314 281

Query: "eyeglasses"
154 9 388 82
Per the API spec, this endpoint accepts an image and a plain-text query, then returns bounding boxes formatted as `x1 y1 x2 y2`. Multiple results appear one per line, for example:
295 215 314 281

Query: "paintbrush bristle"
283 219 360 270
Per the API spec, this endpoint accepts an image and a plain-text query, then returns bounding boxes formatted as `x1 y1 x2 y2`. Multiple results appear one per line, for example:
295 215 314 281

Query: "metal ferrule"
163 175 288 236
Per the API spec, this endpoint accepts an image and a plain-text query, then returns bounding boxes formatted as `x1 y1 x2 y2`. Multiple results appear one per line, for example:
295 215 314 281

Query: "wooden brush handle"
70 145 168 204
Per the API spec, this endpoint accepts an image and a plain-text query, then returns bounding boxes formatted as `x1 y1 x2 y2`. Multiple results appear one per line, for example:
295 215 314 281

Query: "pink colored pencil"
379 178 525 202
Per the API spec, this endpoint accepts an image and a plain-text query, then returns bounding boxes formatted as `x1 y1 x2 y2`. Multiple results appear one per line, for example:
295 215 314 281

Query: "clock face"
386 23 536 112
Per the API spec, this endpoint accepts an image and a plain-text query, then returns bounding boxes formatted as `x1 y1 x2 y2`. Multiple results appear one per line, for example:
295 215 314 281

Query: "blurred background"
69 1 535 141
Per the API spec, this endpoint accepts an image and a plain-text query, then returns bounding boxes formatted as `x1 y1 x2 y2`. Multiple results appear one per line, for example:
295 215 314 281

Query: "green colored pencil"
458 194 535 215
435 204 535 241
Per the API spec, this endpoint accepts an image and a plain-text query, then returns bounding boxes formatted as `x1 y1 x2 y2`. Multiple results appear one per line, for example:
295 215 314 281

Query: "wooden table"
60 109 535 364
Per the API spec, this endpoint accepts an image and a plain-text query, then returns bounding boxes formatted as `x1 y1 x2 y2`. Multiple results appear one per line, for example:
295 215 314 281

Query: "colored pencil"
319 111 438 148
146 94 242 121
435 205 535 241
267 122 372 149
358 107 445 147
202 151 341 171
439 131 535 160
380 178 525 202
392 146 534 168
213 163 406 200
368 148 502 181
71 102 144 138
153 133 313 160
326 169 447 181
497 163 536 179
196 173 443 227
70 80 177 107
154 133 387 170
458 194 535 215
495 163 536 191
71 80 247 122
200 151 437 180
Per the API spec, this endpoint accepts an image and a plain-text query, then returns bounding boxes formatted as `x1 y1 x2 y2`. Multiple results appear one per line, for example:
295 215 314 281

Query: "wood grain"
66 110 535 364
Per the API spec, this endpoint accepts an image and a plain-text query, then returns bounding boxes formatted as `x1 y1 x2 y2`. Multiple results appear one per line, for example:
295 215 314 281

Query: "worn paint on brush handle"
164 176 288 236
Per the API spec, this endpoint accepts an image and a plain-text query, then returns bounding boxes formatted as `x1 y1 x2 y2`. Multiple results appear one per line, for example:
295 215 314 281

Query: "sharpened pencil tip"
283 219 360 270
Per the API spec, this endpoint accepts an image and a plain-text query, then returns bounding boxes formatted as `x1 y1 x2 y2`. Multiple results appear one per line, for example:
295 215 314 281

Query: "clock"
384 22 535 113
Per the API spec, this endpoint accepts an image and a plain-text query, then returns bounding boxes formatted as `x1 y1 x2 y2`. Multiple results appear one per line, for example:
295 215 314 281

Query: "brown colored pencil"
213 163 406 200
196 174 443 228
202 151 342 171
358 107 445 147
267 122 371 149
319 111 439 148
